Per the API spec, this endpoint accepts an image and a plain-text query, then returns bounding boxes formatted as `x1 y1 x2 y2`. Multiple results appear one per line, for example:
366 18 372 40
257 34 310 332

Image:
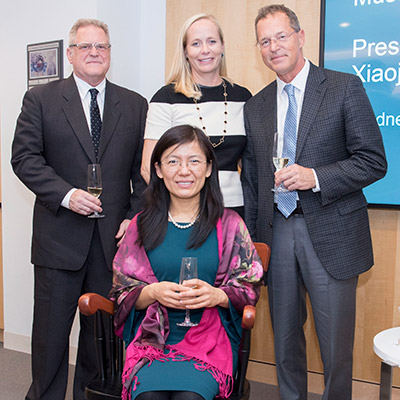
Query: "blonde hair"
69 18 110 46
166 13 229 100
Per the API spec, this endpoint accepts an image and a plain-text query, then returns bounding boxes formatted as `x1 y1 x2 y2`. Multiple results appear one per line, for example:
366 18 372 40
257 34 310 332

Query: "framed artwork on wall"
27 39 63 90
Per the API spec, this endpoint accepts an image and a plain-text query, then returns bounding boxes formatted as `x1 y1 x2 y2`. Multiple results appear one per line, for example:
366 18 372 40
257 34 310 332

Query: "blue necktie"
89 88 102 160
277 84 298 218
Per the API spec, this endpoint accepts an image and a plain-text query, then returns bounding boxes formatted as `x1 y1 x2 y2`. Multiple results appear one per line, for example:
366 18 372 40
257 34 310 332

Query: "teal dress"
125 223 221 399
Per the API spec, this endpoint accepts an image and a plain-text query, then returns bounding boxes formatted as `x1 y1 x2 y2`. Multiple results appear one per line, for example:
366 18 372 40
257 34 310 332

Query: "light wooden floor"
248 360 400 399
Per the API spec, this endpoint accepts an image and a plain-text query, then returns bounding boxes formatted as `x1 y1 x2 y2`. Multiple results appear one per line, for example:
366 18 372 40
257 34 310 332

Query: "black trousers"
26 223 113 400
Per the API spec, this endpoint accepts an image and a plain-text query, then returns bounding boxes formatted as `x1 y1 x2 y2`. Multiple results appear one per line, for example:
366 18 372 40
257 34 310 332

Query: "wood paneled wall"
165 0 320 94
166 0 400 385
0 118 3 331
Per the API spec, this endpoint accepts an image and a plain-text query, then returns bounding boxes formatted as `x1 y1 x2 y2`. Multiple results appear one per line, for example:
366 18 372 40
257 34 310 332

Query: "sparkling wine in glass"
87 164 105 219
272 132 289 192
177 257 198 327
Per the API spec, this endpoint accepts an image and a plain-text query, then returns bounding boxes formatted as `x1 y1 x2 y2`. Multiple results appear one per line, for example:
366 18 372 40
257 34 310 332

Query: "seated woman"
109 125 263 400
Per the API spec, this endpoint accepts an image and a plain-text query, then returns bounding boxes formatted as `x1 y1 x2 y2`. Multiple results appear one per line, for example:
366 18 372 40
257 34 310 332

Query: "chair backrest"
79 293 123 395
254 241 270 273
234 242 270 395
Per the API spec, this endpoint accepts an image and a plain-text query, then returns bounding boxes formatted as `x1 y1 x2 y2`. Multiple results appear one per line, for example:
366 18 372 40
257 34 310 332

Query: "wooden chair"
78 242 270 400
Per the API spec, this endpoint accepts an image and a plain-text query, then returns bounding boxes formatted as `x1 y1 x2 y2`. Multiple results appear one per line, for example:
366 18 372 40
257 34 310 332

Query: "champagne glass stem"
176 257 198 327
184 309 191 323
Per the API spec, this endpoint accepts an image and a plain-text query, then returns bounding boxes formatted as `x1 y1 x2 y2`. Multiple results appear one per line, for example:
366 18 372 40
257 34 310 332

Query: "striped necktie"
277 84 298 218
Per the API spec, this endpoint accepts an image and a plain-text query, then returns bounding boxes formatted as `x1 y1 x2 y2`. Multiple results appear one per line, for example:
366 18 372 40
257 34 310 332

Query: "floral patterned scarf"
109 209 263 399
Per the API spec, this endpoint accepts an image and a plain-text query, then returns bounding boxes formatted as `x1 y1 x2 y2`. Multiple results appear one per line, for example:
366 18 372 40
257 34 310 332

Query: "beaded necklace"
193 80 228 148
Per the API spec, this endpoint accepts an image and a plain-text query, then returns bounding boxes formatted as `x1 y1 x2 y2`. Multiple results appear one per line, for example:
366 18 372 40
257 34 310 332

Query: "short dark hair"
137 125 224 251
255 4 301 40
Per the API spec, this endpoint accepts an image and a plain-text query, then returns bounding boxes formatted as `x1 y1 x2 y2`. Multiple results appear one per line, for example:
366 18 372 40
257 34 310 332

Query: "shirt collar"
276 58 310 95
73 74 106 100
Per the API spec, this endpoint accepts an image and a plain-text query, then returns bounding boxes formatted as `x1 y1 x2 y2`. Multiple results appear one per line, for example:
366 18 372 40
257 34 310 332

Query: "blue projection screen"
320 0 400 207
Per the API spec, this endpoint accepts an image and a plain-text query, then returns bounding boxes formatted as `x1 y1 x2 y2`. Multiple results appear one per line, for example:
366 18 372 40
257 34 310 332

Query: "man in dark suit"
241 5 387 399
12 19 147 400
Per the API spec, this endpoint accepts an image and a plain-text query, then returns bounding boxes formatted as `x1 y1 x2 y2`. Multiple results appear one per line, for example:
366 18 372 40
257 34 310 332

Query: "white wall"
0 0 166 355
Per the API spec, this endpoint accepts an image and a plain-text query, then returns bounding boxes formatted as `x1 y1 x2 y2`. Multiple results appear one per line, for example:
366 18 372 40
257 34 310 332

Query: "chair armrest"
78 292 115 316
242 305 256 330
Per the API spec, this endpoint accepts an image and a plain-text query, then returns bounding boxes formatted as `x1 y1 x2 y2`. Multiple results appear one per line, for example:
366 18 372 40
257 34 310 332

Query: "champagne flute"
177 257 198 327
87 164 105 219
272 132 289 192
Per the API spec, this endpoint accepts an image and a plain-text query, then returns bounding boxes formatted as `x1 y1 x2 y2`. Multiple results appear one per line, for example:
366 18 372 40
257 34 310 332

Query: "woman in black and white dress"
141 13 251 218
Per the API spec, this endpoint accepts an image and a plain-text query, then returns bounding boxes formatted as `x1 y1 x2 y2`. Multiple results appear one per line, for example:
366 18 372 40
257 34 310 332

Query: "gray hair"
69 18 110 45
255 4 301 40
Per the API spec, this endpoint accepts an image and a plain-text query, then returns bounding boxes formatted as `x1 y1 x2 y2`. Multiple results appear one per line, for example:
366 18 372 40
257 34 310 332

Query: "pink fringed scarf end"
197 361 233 398
121 343 168 400
122 375 137 400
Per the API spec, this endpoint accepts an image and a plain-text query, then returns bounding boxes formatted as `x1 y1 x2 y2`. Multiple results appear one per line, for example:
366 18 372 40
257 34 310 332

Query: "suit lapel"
62 75 96 162
99 81 121 161
296 63 327 159
261 83 278 175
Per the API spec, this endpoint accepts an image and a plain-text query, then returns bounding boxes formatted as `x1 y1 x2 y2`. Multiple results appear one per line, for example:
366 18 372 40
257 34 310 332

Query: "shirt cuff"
312 169 320 192
61 188 78 209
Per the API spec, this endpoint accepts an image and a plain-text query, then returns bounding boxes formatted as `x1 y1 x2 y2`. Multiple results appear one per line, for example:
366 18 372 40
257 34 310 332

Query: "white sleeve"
311 168 320 192
61 188 78 209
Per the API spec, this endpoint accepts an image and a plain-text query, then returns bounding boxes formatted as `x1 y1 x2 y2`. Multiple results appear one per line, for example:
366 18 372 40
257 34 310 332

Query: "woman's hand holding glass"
136 281 184 310
136 280 229 310
178 279 229 309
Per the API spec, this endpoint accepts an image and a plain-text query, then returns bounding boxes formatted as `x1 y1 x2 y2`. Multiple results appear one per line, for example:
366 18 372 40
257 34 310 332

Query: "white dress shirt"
61 75 106 209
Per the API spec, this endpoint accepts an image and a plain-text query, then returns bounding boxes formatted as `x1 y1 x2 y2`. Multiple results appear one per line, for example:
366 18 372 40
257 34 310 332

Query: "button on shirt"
61 75 106 209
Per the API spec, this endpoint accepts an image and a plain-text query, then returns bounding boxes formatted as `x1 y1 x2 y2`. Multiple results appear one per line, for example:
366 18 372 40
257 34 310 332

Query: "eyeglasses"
160 158 208 171
257 30 297 49
69 42 111 52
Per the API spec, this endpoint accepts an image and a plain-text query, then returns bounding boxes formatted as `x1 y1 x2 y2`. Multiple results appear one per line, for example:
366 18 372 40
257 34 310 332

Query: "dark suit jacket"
12 75 148 270
241 62 387 280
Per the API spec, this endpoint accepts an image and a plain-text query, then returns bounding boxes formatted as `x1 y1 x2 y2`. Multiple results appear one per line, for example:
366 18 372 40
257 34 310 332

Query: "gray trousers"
267 210 358 400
